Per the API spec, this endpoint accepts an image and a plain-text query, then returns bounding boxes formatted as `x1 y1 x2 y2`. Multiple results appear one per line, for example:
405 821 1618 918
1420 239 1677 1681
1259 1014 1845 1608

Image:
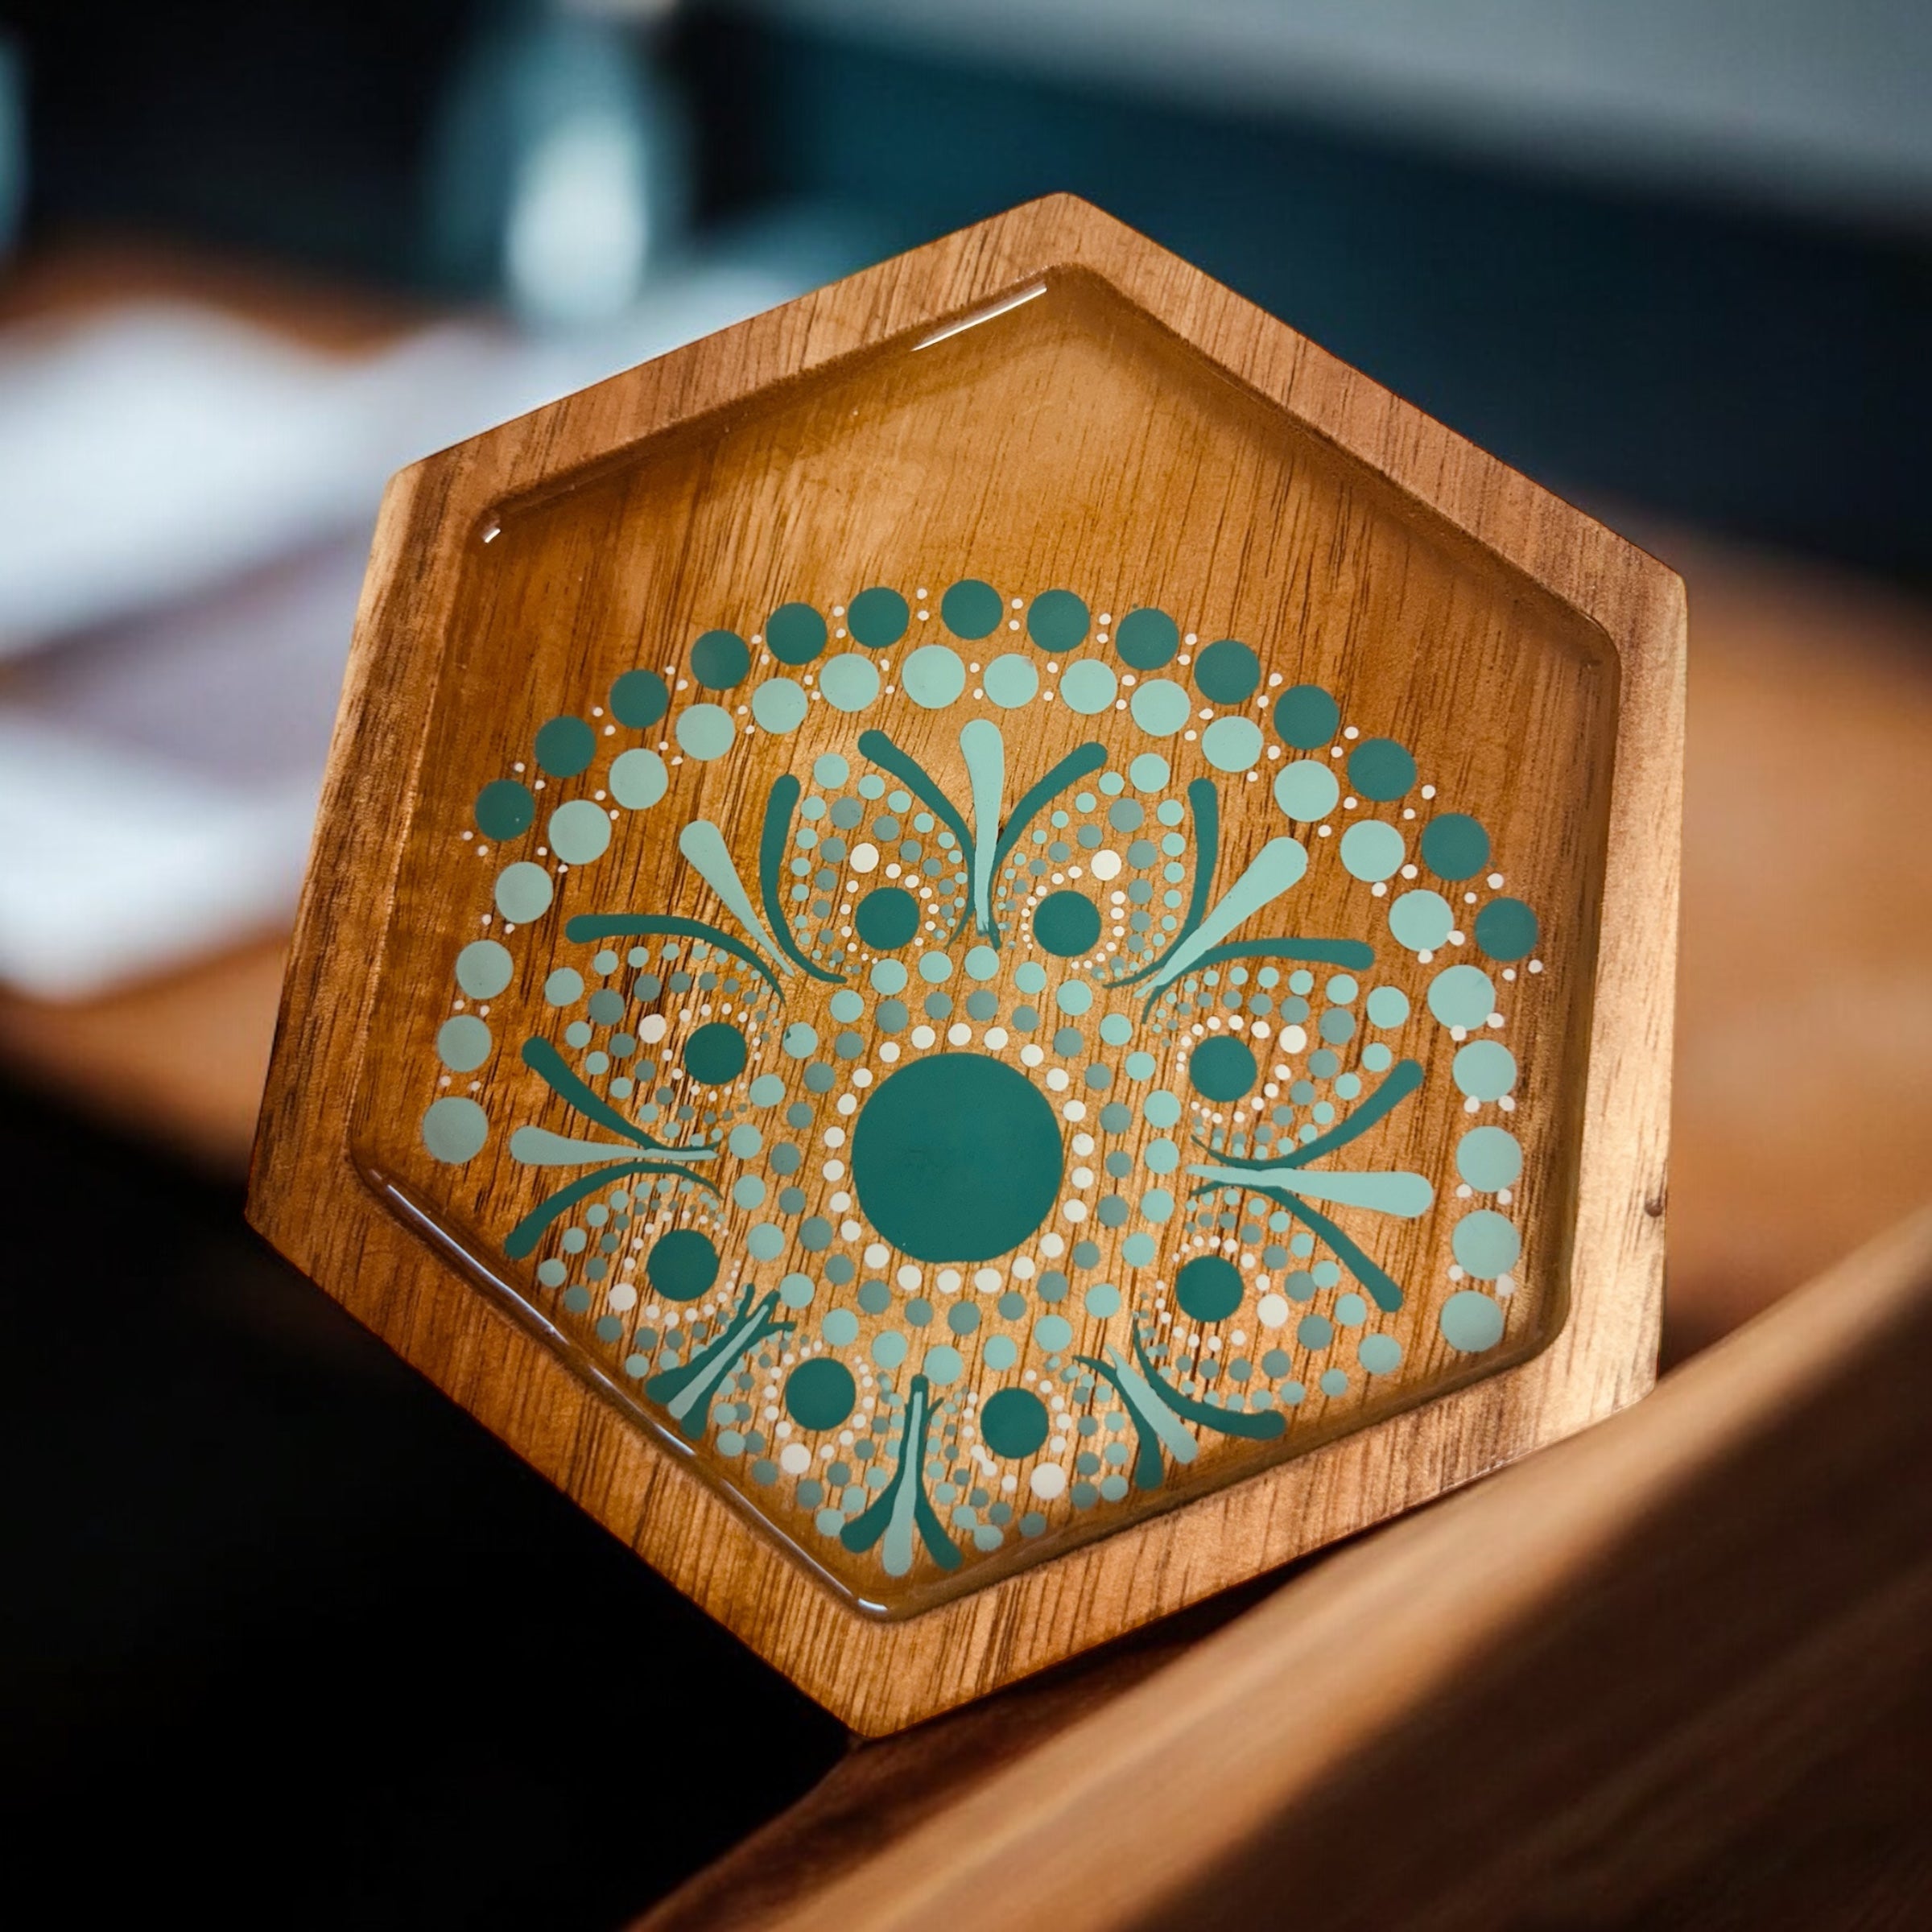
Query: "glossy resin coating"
349 270 1614 1617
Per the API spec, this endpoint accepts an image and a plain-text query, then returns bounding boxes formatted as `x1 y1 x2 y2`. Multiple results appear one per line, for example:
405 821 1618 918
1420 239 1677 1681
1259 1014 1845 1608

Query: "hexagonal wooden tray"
248 195 1682 1734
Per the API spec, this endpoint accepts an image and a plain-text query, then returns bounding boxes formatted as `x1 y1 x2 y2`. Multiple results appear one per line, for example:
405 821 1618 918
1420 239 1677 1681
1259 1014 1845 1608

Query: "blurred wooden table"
5 524 1928 1355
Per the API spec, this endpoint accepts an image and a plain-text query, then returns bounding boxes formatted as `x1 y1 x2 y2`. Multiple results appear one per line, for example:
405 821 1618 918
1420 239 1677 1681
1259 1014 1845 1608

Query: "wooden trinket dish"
247 194 1682 1736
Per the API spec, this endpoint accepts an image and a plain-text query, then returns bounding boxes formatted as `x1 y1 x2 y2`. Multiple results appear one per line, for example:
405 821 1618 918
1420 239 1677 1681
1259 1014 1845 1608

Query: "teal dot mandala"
408 572 1554 1608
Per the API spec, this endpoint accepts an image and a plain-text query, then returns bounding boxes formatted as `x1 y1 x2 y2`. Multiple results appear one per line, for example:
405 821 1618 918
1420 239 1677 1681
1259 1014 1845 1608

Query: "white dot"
779 1443 811 1476
897 1265 922 1290
850 842 880 873
1030 1464 1067 1500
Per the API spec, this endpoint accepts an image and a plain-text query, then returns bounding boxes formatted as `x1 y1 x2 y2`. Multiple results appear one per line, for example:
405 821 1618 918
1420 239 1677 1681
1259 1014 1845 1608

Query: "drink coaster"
249 195 1681 1735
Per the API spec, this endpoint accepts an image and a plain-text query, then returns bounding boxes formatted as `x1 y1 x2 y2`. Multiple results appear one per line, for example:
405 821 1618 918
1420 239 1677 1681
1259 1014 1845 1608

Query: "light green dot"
919 951 953 984
782 1022 819 1057
1457 1125 1522 1191
983 654 1039 708
1099 1013 1133 1046
547 798 611 865
1122 1232 1156 1265
871 1331 909 1369
1034 1314 1073 1352
608 748 667 809
1129 753 1170 793
421 1096 488 1164
829 990 865 1023
923 1344 964 1385
1129 678 1190 736
493 861 553 923
1389 889 1453 952
1358 1333 1402 1374
747 1223 785 1259
455 939 514 998
1363 1042 1393 1071
1428 964 1496 1029
1056 980 1092 1015
1440 1289 1505 1352
732 1176 766 1210
964 945 1000 980
984 1335 1018 1371
1141 1189 1175 1224
436 1015 491 1071
1274 758 1340 821
1144 1139 1179 1173
1340 819 1404 881
1144 1089 1181 1128
749 1074 786 1106
1125 1051 1156 1081
870 960 907 994
675 704 736 759
1059 658 1117 716
1202 715 1263 772
750 677 808 733
1453 1209 1521 1278
780 1272 816 1308
1015 961 1047 994
902 645 966 709
813 753 848 786
819 652 881 712
1084 1282 1121 1319
544 968 583 1006
1365 985 1410 1028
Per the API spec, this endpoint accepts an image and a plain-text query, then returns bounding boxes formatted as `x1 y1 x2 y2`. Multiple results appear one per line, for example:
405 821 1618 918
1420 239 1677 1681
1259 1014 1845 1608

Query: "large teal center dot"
851 1053 1063 1264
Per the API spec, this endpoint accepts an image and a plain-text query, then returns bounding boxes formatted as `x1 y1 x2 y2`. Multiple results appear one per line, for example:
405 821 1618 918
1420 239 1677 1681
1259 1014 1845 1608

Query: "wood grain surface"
642 1199 1932 1930
244 196 1678 1730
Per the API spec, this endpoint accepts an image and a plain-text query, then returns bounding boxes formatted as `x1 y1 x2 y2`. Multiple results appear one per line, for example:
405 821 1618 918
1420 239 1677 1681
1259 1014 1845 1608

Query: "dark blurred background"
0 4 1927 1926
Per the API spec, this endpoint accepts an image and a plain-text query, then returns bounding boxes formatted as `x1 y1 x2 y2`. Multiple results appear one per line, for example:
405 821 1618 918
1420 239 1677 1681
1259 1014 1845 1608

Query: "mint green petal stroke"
840 1375 962 1574
959 718 1005 939
1128 1329 1287 1439
760 777 843 983
509 1126 718 1168
1186 1161 1434 1218
1145 836 1308 989
678 821 794 974
646 1286 793 1439
520 1037 715 1154
564 914 783 998
989 741 1109 918
1252 1188 1406 1313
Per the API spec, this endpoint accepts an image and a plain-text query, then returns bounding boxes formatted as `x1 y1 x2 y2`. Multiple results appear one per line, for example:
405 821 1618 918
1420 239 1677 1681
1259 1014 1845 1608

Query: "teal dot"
547 798 611 865
818 653 880 712
1339 819 1403 881
1389 889 1453 952
856 886 919 949
1177 1254 1243 1322
981 1387 1050 1458
647 1229 718 1302
421 1096 488 1164
1084 1281 1121 1319
534 715 595 776
1457 1126 1522 1191
1428 964 1496 1029
1129 752 1170 792
1202 716 1263 772
751 678 807 733
923 1344 964 1385
1274 758 1340 821
942 579 1002 639
1055 980 1092 1016
1440 1289 1505 1352
1130 679 1191 735
1034 1313 1074 1352
786 1356 856 1430
964 944 999 980
609 747 667 807
851 1052 1063 1263
1422 812 1490 881
812 753 848 787
609 668 669 729
1365 985 1410 1028
1190 1035 1257 1101
1298 1313 1333 1349
766 602 827 665
493 861 553 923
1115 607 1178 669
748 1074 786 1106
474 779 534 840
1027 588 1088 651
1453 1209 1521 1279
902 644 966 708
1059 658 1117 715
1034 890 1100 957
1319 1368 1349 1397
691 630 749 689
683 1022 747 1084
1348 737 1416 800
437 1016 491 1071
1273 684 1339 749
1476 897 1539 962
455 939 514 998
537 1260 567 1288
1194 638 1259 702
1358 1333 1402 1374
675 704 736 759
1145 1088 1182 1129
982 653 1039 708
848 586 908 648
